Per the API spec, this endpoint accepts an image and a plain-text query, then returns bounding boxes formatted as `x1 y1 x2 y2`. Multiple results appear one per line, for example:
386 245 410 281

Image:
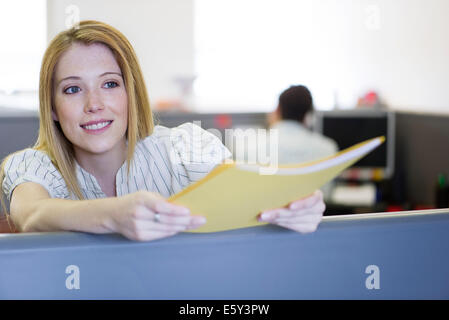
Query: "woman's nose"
84 91 104 113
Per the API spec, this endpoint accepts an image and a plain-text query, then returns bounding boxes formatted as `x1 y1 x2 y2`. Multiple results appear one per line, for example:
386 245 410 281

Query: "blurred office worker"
268 85 338 199
268 85 338 163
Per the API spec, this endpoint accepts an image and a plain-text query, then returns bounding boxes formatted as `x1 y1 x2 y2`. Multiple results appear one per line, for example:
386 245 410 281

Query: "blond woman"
0 21 324 241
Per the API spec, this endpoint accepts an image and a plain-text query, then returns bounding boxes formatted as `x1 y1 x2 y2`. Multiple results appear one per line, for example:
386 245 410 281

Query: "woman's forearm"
21 197 120 234
12 189 204 242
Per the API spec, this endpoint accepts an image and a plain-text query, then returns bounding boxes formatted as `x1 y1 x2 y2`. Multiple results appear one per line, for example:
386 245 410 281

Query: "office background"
1 1 449 301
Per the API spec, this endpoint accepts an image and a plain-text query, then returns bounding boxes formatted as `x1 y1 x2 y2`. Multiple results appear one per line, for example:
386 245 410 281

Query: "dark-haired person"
268 85 338 200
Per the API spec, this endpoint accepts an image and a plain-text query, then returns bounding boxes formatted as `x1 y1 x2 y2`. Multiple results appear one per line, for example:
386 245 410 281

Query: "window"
0 0 46 110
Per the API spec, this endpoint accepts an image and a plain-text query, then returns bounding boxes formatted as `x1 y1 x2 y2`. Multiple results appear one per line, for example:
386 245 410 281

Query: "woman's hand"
109 191 205 242
257 190 325 233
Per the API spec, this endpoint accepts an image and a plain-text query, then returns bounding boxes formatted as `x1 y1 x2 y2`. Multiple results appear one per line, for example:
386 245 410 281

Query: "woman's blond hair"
0 20 154 229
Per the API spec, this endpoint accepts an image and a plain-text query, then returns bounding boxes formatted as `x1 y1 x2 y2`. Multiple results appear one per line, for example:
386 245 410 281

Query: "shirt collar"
271 119 309 132
75 158 129 194
74 139 151 194
75 162 103 193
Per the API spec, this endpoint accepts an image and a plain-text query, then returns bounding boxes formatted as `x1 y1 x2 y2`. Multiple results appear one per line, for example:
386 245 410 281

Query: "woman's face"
53 42 128 160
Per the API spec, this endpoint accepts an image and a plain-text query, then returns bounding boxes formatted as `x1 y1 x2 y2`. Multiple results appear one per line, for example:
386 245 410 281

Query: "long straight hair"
0 20 154 228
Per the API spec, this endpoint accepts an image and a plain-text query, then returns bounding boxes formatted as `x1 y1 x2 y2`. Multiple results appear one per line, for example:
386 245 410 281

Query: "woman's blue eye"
64 86 81 94
63 82 118 94
104 81 118 89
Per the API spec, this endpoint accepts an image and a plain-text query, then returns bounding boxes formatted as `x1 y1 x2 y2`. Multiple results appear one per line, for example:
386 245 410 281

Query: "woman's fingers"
185 217 208 230
257 189 325 234
138 196 207 228
276 221 320 234
133 207 192 223
155 212 206 226
259 201 324 222
118 191 207 241
271 205 323 234
150 200 191 216
131 213 206 230
259 189 323 219
129 218 186 232
274 212 323 226
123 213 207 241
153 201 191 216
137 203 207 228
288 189 323 210
137 191 191 216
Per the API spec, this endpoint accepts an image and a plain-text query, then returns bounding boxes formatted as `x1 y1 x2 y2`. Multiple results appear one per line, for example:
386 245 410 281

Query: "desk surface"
1 209 448 299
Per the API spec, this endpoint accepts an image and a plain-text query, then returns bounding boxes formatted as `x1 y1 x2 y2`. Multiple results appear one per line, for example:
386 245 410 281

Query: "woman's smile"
80 119 113 134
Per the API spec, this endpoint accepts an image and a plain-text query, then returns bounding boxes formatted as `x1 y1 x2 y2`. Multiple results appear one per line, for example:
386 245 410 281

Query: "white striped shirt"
2 122 232 202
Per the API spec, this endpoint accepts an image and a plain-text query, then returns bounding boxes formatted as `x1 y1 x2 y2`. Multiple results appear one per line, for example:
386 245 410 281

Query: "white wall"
42 0 449 115
330 0 449 114
194 0 449 114
47 0 194 108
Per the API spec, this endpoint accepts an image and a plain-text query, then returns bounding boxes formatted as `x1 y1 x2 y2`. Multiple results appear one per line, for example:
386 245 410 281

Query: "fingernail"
179 207 190 214
261 212 273 221
290 202 300 210
193 216 206 224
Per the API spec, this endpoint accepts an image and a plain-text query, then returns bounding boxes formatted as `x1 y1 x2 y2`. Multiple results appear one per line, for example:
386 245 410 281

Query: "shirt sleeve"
153 122 233 189
1 149 67 202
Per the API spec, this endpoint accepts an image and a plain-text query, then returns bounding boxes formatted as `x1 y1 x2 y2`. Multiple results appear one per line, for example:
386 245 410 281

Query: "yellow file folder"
169 136 385 233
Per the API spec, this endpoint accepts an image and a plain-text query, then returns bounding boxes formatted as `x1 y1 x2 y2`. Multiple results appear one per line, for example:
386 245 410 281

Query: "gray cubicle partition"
0 110 39 161
1 209 448 299
0 111 40 217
